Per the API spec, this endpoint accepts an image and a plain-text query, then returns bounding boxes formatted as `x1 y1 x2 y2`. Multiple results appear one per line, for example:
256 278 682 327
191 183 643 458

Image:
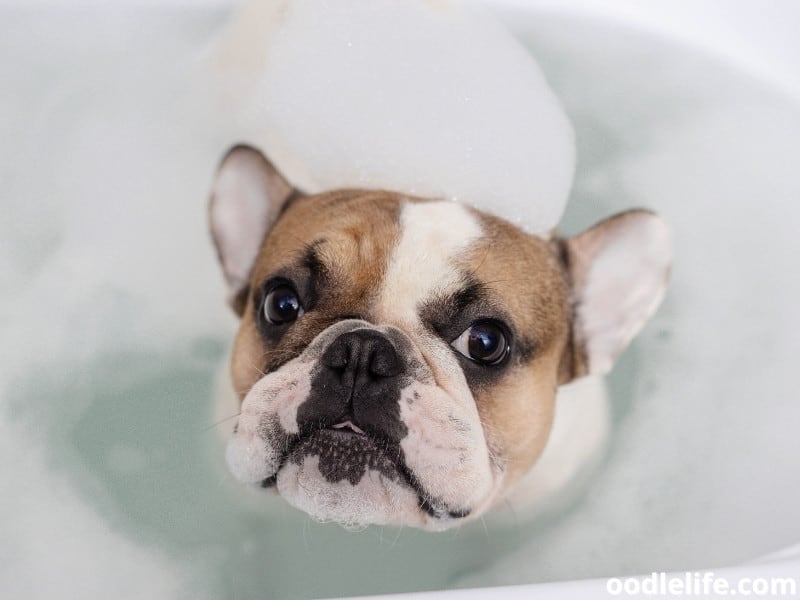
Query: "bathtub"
1 1 798 599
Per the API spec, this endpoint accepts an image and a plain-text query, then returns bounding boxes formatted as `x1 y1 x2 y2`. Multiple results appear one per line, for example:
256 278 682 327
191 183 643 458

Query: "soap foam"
213 0 575 234
0 420 193 600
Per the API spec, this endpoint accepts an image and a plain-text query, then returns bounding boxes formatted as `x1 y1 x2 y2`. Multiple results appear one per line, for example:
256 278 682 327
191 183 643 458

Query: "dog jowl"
209 145 671 531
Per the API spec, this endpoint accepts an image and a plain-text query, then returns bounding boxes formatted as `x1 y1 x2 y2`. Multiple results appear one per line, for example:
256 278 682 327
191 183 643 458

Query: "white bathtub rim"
337 549 800 600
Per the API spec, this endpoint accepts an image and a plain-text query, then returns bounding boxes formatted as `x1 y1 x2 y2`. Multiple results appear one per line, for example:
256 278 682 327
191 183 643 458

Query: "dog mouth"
259 422 470 521
330 420 366 435
261 421 408 489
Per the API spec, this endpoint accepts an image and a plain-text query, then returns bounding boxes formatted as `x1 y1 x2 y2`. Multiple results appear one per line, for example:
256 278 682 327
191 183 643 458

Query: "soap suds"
215 0 575 234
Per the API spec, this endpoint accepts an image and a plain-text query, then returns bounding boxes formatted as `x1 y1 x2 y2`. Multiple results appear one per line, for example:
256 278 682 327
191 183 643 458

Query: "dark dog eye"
263 284 304 325
451 320 510 365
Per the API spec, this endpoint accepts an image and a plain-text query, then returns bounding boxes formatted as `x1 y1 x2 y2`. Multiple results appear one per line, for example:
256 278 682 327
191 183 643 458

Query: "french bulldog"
210 144 671 531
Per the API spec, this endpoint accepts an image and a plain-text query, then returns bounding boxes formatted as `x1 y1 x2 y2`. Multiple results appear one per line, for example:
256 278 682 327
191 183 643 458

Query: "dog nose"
299 328 408 443
321 329 403 386
318 330 406 434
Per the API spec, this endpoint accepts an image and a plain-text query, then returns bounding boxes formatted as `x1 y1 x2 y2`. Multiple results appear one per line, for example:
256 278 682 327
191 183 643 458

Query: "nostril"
321 339 349 370
369 347 401 378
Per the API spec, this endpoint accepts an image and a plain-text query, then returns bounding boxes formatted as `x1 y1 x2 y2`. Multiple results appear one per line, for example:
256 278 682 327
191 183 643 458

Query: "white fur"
276 456 424 529
378 200 483 325
225 361 313 484
398 379 494 512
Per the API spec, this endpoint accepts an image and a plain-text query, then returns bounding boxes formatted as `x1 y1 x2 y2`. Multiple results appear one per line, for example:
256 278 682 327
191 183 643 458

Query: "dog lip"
279 424 394 472
278 426 412 488
273 426 471 522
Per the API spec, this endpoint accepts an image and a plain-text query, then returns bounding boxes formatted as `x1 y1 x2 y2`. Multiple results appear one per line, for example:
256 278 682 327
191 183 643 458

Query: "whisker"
201 411 242 432
246 357 268 377
501 497 519 527
478 277 531 287
389 522 404 549
479 515 489 538
469 234 496 275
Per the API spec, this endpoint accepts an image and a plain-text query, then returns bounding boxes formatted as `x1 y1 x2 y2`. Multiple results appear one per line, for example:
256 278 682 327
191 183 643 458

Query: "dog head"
210 145 670 530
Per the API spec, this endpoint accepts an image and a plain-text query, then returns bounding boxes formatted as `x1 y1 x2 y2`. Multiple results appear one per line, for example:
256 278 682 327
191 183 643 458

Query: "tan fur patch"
457 210 572 489
230 190 405 398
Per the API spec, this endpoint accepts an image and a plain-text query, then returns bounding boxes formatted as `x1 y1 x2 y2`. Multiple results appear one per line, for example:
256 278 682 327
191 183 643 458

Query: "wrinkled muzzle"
226 319 498 530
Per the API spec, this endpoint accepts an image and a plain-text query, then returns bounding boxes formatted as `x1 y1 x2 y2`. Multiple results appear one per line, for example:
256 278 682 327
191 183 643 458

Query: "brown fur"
230 189 579 494
231 190 406 398
458 211 571 487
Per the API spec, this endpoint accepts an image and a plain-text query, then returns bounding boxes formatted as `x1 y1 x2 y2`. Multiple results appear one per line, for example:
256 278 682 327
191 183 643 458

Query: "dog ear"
209 145 295 315
561 210 671 379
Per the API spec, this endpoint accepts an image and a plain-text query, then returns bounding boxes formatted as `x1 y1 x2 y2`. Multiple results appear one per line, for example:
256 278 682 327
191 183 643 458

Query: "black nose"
301 329 406 440
321 329 403 387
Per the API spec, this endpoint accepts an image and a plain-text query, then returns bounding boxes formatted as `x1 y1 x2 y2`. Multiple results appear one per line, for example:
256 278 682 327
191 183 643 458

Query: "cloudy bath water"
1 3 799 599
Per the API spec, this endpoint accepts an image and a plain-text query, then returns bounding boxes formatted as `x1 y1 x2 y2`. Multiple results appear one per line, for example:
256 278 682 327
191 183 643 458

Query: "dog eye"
451 320 510 365
263 284 304 325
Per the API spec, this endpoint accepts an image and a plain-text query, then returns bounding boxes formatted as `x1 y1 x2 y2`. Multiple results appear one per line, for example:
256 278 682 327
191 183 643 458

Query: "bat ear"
563 210 672 378
209 145 296 315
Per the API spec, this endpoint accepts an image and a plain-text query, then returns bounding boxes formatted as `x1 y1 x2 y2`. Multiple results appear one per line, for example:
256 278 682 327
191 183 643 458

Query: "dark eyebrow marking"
420 275 538 364
418 275 488 339
449 279 486 315
302 239 329 287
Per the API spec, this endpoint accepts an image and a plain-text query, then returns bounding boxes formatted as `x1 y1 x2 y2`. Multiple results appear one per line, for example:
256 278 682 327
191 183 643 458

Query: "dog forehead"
377 200 484 323
253 190 401 276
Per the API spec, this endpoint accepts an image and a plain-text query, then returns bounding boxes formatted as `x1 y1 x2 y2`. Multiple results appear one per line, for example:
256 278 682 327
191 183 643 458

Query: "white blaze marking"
379 201 483 324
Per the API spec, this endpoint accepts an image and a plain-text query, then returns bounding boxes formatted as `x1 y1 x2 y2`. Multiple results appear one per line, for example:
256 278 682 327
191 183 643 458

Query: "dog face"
210 145 670 530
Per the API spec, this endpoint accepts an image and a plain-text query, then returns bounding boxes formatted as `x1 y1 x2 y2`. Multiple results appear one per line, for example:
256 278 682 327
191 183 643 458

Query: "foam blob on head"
215 0 575 234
